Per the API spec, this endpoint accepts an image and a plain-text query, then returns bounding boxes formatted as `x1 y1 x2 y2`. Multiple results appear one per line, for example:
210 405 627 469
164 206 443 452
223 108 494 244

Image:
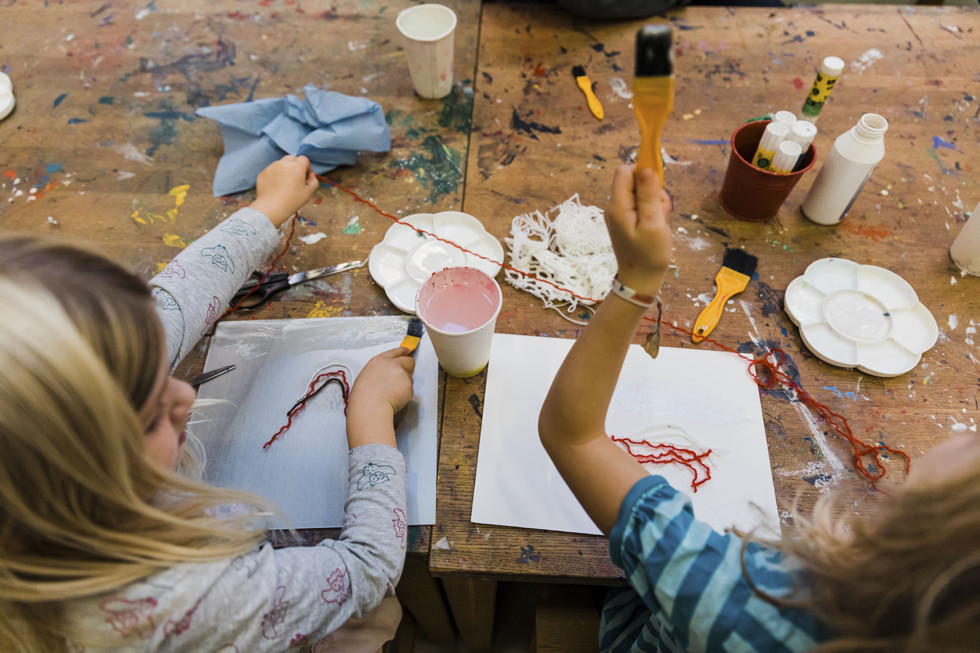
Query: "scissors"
230 260 365 308
188 364 236 388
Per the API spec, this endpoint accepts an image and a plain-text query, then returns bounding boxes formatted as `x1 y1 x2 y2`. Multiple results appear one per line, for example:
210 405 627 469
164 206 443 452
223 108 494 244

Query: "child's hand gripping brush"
633 25 675 182
692 248 758 343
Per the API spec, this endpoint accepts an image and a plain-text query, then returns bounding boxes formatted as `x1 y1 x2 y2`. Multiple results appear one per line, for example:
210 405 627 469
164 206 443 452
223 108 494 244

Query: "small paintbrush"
692 248 758 343
572 65 604 120
633 25 674 181
400 317 424 353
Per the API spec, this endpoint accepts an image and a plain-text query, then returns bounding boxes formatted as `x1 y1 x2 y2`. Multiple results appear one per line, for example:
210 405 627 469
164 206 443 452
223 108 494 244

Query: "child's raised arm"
538 164 672 535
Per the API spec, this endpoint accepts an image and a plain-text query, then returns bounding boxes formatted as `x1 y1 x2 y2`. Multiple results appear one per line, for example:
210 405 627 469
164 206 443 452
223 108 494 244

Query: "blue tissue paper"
195 84 391 196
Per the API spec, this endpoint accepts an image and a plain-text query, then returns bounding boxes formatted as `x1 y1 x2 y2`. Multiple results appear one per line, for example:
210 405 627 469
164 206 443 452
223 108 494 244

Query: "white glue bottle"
802 113 887 225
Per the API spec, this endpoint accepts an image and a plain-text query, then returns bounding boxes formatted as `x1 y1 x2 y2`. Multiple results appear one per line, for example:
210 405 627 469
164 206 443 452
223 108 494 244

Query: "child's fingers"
608 164 638 228
634 167 667 229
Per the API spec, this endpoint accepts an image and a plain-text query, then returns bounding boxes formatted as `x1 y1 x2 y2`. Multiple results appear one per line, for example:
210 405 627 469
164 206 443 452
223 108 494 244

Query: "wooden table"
3 1 979 651
430 3 980 650
0 0 479 645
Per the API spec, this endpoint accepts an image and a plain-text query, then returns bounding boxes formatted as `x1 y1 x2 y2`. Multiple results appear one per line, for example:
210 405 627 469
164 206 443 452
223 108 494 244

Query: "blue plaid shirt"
601 476 830 652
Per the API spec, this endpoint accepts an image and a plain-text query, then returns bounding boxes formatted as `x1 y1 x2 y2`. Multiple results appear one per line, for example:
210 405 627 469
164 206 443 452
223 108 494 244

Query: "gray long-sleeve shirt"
64 208 408 651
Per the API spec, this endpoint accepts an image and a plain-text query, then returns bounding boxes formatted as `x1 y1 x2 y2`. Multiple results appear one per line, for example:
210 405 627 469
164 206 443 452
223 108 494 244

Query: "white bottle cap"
772 110 797 127
771 140 803 173
759 122 789 152
820 56 845 78
787 120 818 149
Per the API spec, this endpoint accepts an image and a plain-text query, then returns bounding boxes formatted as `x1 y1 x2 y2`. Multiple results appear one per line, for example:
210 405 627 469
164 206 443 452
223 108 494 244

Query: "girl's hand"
346 348 417 448
249 155 319 227
605 164 673 296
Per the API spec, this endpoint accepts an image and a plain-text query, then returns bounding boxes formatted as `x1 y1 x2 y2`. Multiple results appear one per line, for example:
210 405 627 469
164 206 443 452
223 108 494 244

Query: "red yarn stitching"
611 435 713 492
263 369 350 450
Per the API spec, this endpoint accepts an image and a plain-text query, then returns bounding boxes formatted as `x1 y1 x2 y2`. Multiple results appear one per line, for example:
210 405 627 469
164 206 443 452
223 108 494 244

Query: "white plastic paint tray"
784 258 938 377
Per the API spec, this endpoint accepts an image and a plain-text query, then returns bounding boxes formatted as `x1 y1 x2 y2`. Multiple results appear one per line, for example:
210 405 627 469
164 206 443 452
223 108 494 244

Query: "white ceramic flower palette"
0 73 15 121
784 258 938 377
369 211 504 314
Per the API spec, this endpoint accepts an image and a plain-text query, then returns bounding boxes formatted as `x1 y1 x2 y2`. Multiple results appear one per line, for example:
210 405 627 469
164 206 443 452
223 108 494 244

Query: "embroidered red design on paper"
261 586 290 639
100 596 158 640
392 508 407 549
163 598 202 637
320 568 350 605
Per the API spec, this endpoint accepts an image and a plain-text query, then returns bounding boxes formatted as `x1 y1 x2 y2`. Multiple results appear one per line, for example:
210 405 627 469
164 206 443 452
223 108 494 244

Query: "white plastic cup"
395 4 457 100
416 267 502 377
950 201 980 276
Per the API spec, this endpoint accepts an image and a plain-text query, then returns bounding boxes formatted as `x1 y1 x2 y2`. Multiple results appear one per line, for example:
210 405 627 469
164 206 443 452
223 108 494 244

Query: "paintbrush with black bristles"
399 317 424 354
572 65 604 120
692 248 758 343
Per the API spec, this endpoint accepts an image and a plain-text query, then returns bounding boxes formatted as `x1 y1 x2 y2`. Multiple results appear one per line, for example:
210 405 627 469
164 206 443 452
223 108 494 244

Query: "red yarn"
312 177 910 490
263 369 350 450
611 435 713 492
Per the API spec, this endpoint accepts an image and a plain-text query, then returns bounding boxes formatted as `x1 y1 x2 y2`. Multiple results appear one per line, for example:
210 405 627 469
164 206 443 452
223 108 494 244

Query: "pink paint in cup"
416 267 502 378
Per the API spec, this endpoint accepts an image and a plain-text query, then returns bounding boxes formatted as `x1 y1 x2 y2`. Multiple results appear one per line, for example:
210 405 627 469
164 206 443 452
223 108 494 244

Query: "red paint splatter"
532 64 546 77
792 77 805 90
844 224 891 241
3 170 16 178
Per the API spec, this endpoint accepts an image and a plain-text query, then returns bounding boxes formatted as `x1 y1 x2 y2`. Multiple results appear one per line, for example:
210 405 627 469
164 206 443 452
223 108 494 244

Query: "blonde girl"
0 156 415 651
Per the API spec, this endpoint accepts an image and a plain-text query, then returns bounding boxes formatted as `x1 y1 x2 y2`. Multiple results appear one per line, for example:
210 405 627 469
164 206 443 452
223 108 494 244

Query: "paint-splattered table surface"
0 0 482 553
2 0 978 586
430 3 980 581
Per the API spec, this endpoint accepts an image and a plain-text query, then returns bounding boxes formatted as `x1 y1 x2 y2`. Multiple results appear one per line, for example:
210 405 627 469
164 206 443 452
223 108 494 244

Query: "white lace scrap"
504 194 616 311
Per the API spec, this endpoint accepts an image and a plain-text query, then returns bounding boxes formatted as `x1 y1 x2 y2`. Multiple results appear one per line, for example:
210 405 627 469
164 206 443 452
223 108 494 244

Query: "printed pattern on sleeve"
601 476 831 653
149 207 280 369
62 445 408 651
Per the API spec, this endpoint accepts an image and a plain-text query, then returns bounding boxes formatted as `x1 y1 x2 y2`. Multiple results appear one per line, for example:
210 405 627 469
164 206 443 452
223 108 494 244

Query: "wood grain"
431 3 980 581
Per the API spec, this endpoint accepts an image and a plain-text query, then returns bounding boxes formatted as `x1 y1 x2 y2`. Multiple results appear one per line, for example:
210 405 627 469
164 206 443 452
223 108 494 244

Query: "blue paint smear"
46 163 65 173
932 136 959 151
689 139 728 145
53 93 68 108
67 118 88 124
822 385 857 401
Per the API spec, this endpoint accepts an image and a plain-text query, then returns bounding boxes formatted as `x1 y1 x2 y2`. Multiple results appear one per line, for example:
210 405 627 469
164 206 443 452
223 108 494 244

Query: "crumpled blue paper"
195 84 391 196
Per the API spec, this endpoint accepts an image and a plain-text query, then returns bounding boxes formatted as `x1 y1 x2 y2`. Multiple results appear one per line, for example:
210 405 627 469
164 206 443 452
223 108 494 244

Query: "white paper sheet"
472 334 779 536
194 317 438 529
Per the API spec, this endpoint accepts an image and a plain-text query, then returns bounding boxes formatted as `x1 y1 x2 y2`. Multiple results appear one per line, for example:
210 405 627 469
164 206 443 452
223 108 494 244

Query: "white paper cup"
416 267 502 377
950 200 980 276
395 4 457 99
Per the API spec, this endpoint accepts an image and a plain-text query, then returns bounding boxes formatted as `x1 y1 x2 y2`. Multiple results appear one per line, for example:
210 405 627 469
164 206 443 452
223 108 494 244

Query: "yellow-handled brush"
400 317 424 353
572 65 604 120
633 25 674 181
692 248 758 343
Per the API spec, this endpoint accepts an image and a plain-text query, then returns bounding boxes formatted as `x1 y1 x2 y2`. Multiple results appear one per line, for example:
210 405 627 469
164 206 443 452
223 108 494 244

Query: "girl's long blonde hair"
0 237 275 651
753 458 980 651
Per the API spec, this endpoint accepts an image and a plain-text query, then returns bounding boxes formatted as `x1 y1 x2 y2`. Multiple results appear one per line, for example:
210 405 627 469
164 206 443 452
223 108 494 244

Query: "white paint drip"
792 402 847 482
851 48 883 74
434 537 452 550
950 417 969 433
662 149 693 166
608 77 632 100
116 143 153 165
299 232 327 245
117 170 136 180
948 314 959 330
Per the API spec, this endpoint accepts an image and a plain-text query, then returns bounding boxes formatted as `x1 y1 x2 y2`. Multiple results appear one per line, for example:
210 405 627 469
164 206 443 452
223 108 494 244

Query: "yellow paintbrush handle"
692 269 751 343
576 76 604 120
632 76 674 183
